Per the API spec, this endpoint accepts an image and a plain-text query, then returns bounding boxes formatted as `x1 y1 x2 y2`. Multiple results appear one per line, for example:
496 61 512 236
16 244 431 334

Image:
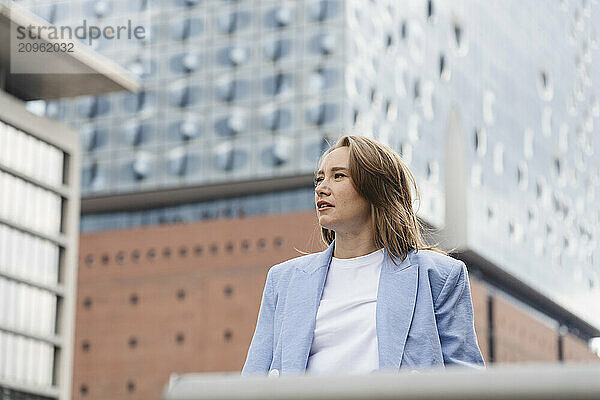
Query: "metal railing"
163 364 600 400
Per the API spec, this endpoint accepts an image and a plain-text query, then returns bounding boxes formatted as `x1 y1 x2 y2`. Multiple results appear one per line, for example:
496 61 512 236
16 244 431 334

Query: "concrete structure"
73 211 599 400
0 2 139 399
163 364 600 400
0 90 80 400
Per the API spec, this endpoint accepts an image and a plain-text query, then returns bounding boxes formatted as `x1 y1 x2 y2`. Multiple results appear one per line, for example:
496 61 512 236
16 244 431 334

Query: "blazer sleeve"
434 260 485 368
241 269 276 375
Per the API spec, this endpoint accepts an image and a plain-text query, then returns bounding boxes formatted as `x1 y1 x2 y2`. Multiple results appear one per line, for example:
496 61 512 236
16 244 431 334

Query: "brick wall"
73 210 599 400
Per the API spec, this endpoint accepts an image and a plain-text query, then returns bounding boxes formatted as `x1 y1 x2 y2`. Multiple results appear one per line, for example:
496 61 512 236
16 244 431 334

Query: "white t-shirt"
306 247 385 375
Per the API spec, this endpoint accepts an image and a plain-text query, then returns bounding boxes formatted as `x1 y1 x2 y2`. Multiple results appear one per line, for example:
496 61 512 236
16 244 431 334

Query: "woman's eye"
335 173 345 178
314 177 323 185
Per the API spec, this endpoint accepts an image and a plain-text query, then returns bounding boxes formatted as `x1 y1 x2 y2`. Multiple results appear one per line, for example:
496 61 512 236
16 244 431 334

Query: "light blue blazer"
242 240 485 376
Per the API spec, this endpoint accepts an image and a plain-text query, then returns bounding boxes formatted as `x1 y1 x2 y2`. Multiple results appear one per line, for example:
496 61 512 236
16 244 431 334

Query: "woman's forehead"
320 147 349 168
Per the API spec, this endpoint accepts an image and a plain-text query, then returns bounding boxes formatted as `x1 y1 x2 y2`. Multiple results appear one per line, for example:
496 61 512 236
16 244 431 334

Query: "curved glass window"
214 112 248 137
261 139 292 167
82 160 109 191
170 18 204 40
86 0 112 18
265 6 294 28
305 103 337 126
216 11 251 34
130 151 154 181
213 143 248 171
261 108 292 131
81 126 109 151
37 3 69 24
123 91 156 113
77 96 110 118
166 148 202 177
305 137 331 162
128 0 156 12
307 0 338 22
169 85 201 108
173 0 201 7
217 45 250 67
263 38 292 62
168 119 202 141
169 53 202 74
45 100 63 119
215 79 250 102
263 73 293 96
126 58 156 79
309 32 337 55
306 67 338 93
167 147 186 176
122 121 154 146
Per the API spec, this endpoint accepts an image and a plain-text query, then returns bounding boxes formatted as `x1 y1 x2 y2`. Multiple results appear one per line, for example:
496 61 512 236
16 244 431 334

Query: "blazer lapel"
376 249 418 371
280 241 335 374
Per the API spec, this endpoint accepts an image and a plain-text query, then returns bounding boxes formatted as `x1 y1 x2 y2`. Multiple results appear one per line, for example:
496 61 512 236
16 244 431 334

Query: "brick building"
73 211 599 400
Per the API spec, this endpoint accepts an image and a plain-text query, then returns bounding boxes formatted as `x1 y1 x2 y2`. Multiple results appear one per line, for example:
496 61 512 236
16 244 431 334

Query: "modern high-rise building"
0 2 138 399
11 0 600 398
23 0 598 329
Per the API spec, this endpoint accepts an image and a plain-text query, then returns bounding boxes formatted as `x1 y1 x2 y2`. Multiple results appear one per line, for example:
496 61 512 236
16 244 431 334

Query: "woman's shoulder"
266 250 324 282
409 248 464 271
408 249 467 294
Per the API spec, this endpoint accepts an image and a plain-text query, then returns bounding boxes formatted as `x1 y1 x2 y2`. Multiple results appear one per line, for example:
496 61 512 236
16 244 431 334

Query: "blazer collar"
280 240 418 373
298 241 413 274
298 240 336 274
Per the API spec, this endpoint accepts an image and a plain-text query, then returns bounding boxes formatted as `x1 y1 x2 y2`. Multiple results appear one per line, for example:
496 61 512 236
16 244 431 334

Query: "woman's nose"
315 183 330 196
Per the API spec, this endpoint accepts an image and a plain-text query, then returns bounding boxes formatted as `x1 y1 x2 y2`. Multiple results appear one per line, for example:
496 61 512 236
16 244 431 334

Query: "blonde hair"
315 135 445 265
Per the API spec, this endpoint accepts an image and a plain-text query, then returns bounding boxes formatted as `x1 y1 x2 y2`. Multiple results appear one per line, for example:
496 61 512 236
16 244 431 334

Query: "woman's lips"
318 205 334 212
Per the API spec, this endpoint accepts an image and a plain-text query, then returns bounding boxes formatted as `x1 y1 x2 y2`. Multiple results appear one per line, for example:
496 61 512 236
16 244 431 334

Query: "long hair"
316 135 445 265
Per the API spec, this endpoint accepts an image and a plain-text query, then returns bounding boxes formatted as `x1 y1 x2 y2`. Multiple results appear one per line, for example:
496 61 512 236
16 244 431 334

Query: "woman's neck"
333 232 379 259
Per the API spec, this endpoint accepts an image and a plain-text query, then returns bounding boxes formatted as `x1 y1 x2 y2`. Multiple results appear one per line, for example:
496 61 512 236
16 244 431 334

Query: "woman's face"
314 147 372 235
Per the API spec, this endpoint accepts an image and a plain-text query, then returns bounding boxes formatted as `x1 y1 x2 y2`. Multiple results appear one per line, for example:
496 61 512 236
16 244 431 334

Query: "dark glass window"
77 96 110 118
128 152 154 181
265 6 294 28
84 0 113 18
169 85 201 108
37 3 68 24
305 137 331 161
214 113 248 137
263 73 293 96
169 53 202 74
81 161 109 191
170 17 204 40
305 103 337 126
166 147 202 177
217 45 250 67
123 121 154 147
263 38 292 62
123 91 156 113
261 141 292 167
307 67 338 92
261 108 292 131
126 58 156 79
216 11 251 34
81 126 109 151
213 146 248 171
215 79 250 102
173 0 201 7
307 0 338 22
309 32 337 55
168 119 202 141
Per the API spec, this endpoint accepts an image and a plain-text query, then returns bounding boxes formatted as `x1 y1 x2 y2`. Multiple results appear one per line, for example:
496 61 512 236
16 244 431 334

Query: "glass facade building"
16 1 600 331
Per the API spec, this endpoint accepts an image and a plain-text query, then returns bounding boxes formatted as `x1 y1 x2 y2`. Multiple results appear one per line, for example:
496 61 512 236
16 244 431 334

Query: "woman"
242 135 484 376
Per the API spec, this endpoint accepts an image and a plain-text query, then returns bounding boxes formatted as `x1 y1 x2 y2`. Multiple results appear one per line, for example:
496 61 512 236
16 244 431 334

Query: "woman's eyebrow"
315 167 349 175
